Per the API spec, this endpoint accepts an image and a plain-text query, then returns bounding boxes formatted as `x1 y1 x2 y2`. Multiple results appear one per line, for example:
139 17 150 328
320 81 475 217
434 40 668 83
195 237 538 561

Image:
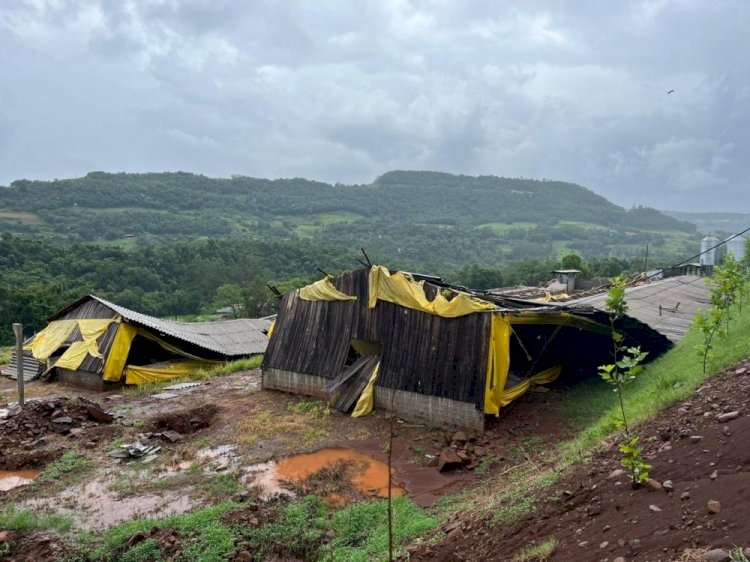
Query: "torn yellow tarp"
26 318 114 364
368 265 496 318
103 322 138 381
533 292 569 303
124 360 215 385
351 362 380 418
45 319 114 371
25 320 78 361
266 319 275 339
484 314 511 414
299 276 357 302
499 366 561 407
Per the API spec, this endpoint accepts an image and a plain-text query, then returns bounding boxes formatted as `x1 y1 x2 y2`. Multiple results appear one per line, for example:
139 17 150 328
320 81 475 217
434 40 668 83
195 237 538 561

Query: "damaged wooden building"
263 266 682 430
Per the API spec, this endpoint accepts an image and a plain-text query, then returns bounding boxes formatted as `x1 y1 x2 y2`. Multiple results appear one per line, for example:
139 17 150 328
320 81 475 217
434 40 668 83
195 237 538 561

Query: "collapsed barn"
3 295 270 390
263 266 681 430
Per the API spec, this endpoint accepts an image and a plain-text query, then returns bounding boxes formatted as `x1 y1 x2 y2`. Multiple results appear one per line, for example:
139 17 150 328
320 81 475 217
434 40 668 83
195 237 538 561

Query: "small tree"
598 277 650 485
695 255 743 373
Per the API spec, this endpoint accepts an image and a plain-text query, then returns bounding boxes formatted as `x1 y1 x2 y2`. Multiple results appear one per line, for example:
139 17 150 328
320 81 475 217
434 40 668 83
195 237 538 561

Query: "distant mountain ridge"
663 210 750 235
0 170 698 269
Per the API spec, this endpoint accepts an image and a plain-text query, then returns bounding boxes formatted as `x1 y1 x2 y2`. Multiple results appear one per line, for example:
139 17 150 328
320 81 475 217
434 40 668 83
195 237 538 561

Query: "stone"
608 468 627 479
451 431 468 445
707 500 721 514
629 538 641 553
681 491 691 500
0 531 8 543
643 478 663 492
649 504 662 512
86 404 114 424
662 480 674 492
690 435 703 444
702 549 731 562
438 448 463 472
717 411 740 423
600 541 609 549
710 470 718 480
51 416 73 424
456 450 471 464
425 454 438 467
613 558 627 562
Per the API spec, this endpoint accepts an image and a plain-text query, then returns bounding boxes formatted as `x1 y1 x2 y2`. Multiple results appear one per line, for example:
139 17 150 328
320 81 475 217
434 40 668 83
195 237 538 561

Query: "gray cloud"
1 0 748 211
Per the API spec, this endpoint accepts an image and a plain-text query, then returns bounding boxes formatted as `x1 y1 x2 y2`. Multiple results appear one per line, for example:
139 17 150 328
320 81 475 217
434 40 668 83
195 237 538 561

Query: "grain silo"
724 234 748 262
700 235 719 266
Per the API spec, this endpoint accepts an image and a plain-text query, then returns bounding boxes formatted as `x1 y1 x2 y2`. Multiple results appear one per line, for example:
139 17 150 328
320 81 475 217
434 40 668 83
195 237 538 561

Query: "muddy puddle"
245 447 405 500
24 479 196 529
0 469 40 492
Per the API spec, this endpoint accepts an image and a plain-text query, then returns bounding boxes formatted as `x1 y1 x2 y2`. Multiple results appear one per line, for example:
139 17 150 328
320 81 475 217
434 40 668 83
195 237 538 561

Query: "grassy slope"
434 304 750 539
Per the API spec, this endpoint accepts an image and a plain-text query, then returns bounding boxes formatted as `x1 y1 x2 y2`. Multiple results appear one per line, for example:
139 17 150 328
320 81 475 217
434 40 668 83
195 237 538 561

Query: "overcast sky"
1 1 748 211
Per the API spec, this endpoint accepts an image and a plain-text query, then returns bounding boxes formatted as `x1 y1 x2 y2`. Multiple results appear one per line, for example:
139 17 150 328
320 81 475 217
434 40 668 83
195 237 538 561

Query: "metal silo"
700 235 719 266
725 234 747 262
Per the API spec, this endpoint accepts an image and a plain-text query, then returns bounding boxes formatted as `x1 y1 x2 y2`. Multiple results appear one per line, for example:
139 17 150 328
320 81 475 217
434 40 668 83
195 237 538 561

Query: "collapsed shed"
5 295 270 390
263 266 676 430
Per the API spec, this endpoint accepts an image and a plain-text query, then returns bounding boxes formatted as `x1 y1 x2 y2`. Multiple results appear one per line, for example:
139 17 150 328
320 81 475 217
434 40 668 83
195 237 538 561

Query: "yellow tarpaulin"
498 366 562 407
266 320 275 339
508 312 613 336
25 320 78 361
299 277 357 302
124 360 215 384
484 314 511 414
368 265 496 318
27 318 114 366
103 322 138 381
351 362 380 418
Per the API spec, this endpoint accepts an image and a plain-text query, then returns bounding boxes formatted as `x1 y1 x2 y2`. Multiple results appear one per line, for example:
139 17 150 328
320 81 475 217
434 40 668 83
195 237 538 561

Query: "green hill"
0 170 697 267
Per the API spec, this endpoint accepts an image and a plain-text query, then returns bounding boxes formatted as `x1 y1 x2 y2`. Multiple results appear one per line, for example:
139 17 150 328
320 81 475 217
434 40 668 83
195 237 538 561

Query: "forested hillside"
0 170 702 344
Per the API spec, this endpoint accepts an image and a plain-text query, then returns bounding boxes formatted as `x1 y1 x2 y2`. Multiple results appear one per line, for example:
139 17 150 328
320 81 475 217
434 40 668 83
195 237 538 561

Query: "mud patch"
24 478 197 529
245 447 405 502
0 449 63 471
0 531 70 562
150 404 219 434
0 469 40 491
119 527 183 559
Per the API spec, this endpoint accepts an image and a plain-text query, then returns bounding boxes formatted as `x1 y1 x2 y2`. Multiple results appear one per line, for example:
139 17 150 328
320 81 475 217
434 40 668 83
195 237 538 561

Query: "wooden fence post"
13 323 24 407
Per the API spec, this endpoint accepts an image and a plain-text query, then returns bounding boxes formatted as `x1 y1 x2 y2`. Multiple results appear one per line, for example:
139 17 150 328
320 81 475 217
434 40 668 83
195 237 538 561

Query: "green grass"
73 494 436 562
477 222 537 233
329 496 438 562
0 346 12 365
558 220 615 232
0 504 73 533
431 305 750 534
39 452 88 483
512 537 558 561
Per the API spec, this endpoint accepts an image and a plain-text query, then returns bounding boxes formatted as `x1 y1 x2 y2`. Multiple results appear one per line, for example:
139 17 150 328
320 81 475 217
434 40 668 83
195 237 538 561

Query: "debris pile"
0 397 113 448
108 439 162 462
436 431 489 472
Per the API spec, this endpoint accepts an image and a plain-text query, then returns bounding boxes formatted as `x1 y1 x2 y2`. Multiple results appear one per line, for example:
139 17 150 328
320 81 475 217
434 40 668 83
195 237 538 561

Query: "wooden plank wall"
264 268 491 410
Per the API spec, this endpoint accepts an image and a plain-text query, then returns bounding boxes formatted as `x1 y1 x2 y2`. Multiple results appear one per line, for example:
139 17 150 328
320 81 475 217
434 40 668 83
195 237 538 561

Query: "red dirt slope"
409 360 750 562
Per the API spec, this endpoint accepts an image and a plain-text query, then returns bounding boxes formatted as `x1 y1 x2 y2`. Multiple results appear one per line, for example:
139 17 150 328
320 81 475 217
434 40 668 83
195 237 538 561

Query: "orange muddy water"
0 469 40 492
276 447 405 497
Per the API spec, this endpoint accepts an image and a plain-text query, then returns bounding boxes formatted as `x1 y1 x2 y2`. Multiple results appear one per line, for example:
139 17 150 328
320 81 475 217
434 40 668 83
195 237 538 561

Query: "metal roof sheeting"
49 295 269 358
1 349 43 381
567 276 710 342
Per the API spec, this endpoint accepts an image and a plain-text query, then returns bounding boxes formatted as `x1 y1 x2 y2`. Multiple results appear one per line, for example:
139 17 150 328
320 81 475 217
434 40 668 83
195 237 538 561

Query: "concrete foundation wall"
58 368 121 392
263 368 329 398
262 368 484 431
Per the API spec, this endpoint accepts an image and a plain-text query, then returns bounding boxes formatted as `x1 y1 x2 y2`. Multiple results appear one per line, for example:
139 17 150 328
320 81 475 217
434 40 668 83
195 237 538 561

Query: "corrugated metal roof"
567 276 710 342
1 349 43 381
47 295 268 358
88 296 269 357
